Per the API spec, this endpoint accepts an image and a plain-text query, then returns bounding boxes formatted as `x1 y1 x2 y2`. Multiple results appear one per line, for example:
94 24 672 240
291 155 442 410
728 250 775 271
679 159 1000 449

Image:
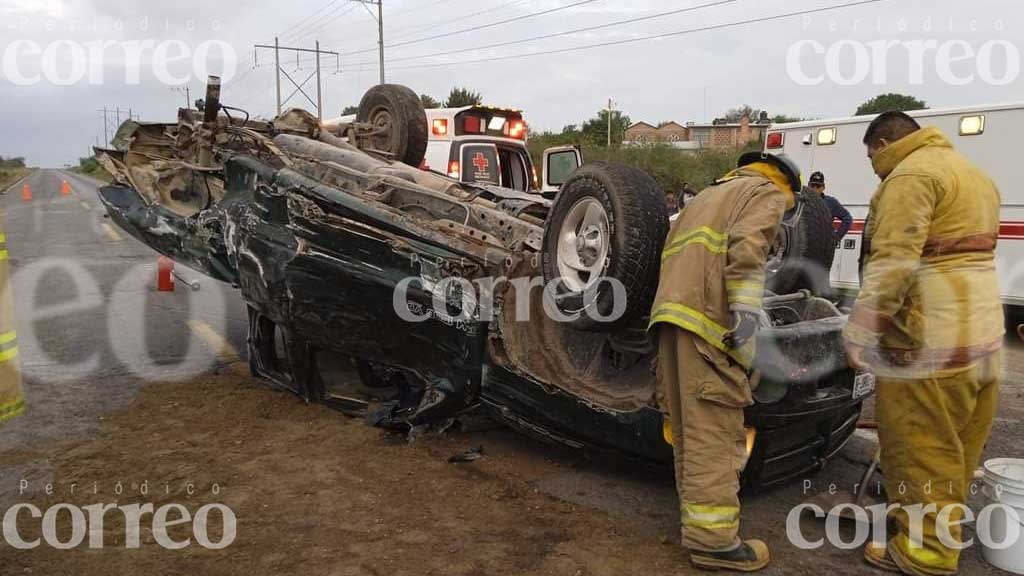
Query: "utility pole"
98 107 109 146
172 85 192 108
352 1 385 84
606 98 616 148
255 39 338 118
377 0 385 84
315 40 323 121
274 37 282 116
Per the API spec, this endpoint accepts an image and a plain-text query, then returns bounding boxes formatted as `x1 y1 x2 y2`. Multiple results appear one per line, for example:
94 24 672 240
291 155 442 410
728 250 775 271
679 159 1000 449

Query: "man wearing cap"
650 152 801 572
808 171 853 246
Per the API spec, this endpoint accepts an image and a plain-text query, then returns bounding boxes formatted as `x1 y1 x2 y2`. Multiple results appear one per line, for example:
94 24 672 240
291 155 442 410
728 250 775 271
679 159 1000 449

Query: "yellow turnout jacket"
844 127 1004 377
650 166 790 368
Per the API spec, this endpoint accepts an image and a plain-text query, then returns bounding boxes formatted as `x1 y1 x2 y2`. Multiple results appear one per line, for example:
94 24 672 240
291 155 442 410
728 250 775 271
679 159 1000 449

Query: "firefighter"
651 151 800 572
0 213 24 424
843 112 1004 575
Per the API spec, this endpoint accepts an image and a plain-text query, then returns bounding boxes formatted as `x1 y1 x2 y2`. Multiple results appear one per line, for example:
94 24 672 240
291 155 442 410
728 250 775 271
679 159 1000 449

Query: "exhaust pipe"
1018 323 1024 342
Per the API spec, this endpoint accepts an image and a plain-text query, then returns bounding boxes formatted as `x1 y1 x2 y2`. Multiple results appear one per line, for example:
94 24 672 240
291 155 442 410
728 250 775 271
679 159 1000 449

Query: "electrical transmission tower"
255 39 340 119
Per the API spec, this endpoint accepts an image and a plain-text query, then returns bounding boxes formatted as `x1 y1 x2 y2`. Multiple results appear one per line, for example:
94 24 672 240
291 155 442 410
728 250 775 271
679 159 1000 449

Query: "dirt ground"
2 370 690 576
2 346 1022 575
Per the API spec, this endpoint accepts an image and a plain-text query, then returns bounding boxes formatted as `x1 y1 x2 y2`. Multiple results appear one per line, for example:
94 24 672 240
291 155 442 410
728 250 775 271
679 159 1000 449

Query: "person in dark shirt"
808 171 852 245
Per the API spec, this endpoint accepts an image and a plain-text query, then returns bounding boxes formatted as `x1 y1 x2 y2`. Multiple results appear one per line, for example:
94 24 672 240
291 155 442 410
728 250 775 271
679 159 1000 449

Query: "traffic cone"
157 257 175 292
21 183 31 202
61 180 71 196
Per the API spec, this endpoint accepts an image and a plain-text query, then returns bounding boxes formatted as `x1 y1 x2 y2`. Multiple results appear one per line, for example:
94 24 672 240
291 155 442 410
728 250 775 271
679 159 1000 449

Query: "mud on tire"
356 84 428 167
541 162 669 332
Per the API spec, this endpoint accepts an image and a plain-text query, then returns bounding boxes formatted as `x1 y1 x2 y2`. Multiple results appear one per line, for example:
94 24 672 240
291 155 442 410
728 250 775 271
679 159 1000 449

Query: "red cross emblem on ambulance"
472 152 489 172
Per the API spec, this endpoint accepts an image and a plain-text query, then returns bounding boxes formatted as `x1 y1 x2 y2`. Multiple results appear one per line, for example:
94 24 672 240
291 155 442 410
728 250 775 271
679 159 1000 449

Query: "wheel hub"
556 197 611 293
575 225 604 267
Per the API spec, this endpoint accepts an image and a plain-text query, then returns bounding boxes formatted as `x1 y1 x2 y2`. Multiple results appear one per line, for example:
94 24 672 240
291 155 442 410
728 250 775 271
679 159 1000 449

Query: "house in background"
624 121 689 145
625 114 770 149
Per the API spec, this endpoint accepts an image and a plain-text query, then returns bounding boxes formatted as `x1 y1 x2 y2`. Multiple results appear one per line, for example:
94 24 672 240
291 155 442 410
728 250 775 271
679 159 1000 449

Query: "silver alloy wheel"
556 197 611 293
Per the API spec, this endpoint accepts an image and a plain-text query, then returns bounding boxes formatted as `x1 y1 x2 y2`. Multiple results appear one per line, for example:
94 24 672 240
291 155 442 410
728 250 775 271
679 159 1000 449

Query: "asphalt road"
1 169 1022 575
0 168 248 451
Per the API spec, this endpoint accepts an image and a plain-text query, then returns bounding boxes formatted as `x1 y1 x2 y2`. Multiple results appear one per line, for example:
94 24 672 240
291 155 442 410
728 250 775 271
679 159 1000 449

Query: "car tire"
541 162 669 332
356 84 428 167
766 190 836 295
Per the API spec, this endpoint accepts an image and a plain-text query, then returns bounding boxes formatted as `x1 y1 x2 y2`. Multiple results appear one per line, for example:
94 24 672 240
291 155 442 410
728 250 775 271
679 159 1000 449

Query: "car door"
541 145 583 196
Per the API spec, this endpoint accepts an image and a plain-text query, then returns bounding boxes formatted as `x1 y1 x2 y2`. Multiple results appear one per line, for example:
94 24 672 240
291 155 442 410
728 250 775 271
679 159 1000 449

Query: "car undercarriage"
96 77 867 492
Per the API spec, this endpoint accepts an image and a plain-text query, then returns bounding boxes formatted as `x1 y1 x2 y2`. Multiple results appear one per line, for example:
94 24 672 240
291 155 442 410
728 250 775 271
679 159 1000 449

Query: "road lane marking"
80 200 91 210
100 223 122 241
186 319 247 376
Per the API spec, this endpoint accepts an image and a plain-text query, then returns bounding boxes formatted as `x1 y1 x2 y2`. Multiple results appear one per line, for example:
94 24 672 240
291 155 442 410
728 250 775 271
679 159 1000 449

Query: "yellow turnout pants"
658 326 752 552
0 220 23 424
877 354 1000 576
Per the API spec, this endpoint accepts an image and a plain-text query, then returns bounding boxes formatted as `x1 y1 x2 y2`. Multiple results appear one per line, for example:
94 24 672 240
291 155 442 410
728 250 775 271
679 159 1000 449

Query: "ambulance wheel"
356 84 428 167
766 190 835 295
542 162 669 332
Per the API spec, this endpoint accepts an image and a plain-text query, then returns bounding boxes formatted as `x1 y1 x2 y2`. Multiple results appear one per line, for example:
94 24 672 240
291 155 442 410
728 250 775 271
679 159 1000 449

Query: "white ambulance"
422 105 580 195
766 104 1024 306
327 105 581 195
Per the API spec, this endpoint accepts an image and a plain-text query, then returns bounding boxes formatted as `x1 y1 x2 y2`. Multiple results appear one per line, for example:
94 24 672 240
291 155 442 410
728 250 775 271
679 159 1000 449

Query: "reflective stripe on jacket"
844 127 1004 377
0 224 24 424
650 169 788 369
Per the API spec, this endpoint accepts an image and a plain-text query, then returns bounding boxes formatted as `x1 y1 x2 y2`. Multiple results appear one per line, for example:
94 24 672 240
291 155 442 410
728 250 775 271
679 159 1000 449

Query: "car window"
547 150 578 186
498 147 528 191
461 144 500 186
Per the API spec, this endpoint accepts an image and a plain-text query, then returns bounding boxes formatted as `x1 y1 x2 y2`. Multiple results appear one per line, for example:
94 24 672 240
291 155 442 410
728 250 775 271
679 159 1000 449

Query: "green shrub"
528 133 761 192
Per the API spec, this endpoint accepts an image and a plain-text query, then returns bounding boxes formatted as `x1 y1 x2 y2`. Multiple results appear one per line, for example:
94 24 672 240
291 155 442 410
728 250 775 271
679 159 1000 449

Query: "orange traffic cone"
21 183 31 202
157 256 175 292
61 180 71 196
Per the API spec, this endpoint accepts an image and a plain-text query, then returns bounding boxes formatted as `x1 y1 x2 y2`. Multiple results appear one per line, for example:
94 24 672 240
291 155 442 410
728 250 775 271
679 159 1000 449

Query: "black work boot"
689 539 771 572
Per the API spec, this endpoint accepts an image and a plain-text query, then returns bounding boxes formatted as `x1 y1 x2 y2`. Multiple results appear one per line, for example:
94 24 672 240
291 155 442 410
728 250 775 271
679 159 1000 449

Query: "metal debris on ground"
449 446 484 464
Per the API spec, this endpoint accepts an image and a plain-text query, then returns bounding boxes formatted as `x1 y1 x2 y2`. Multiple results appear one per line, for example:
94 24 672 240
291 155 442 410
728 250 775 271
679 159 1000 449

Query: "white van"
422 106 581 195
766 104 1024 306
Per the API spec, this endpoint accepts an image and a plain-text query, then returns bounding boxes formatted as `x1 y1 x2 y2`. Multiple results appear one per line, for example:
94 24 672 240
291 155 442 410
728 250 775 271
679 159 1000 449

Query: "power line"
279 0 340 38
337 0 605 56
383 0 891 71
291 0 530 68
327 0 468 45
372 0 530 45
283 2 360 44
345 0 738 66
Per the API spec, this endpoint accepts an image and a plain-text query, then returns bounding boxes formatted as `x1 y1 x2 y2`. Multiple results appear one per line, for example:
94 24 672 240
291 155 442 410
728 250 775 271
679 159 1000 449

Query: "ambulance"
765 104 1024 306
422 105 580 195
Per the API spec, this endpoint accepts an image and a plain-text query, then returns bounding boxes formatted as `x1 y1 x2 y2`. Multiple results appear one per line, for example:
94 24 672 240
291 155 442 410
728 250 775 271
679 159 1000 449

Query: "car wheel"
356 84 428 167
541 162 669 332
766 190 835 295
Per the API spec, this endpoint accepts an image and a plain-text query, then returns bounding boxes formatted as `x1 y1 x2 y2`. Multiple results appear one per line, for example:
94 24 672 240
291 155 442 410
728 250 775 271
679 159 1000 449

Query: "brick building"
625 115 770 149
623 121 690 144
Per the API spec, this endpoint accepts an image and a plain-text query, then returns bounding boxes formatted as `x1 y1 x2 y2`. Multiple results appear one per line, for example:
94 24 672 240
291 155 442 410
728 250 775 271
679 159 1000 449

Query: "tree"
771 114 806 124
580 109 632 147
420 94 441 109
0 156 25 169
723 105 760 123
341 105 359 116
445 87 482 108
855 93 927 116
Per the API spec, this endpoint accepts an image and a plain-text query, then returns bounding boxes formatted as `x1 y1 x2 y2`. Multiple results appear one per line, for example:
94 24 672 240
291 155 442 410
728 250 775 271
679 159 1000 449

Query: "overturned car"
96 78 867 492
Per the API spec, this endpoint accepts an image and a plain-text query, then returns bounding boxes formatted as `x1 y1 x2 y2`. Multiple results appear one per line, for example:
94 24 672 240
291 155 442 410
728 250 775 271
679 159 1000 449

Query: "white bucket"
980 458 1024 574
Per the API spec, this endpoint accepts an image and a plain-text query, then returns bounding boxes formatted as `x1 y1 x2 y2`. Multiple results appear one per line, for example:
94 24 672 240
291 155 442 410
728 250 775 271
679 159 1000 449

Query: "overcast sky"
2 0 1023 166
